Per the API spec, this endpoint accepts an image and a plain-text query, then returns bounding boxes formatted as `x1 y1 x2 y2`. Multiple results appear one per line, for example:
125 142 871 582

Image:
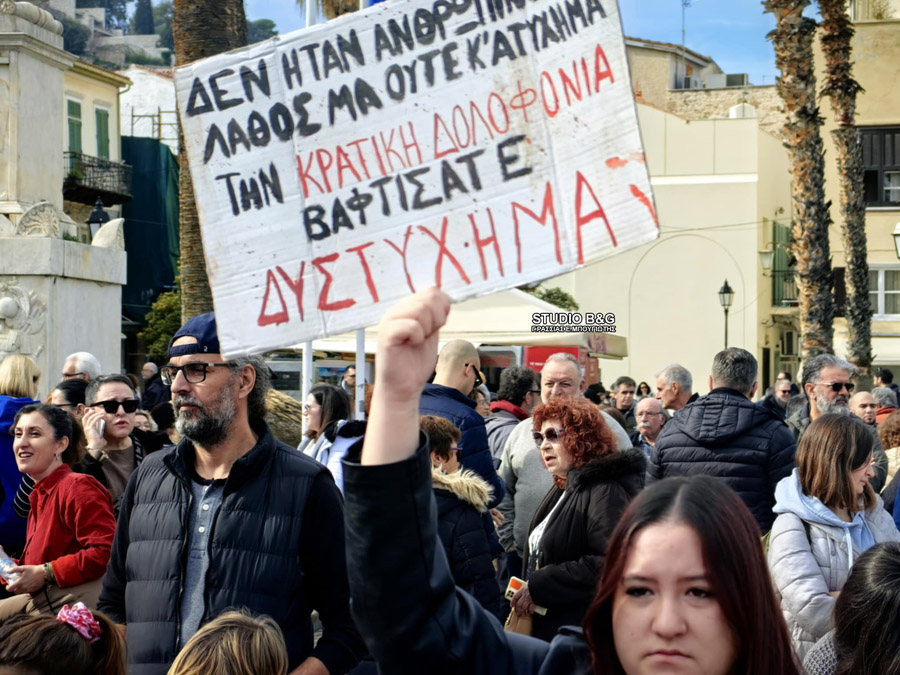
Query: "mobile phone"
98 419 106 437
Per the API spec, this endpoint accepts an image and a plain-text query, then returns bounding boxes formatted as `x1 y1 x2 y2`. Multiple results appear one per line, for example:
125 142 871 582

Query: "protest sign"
174 0 658 358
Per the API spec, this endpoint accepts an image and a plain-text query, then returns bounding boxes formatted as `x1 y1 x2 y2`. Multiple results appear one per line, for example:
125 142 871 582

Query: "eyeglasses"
90 399 139 414
160 362 237 385
450 444 463 459
302 405 321 415
533 427 565 445
816 381 855 393
529 388 541 394
466 364 483 388
61 372 84 380
636 411 664 419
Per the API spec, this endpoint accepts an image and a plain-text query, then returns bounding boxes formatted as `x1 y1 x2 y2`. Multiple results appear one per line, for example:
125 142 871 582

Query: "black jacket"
648 387 796 532
97 421 364 675
758 394 787 421
343 437 594 675
140 373 171 410
523 450 645 641
433 467 505 621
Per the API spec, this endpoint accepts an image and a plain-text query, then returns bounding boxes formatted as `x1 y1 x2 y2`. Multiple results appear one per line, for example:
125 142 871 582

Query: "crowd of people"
3 289 900 674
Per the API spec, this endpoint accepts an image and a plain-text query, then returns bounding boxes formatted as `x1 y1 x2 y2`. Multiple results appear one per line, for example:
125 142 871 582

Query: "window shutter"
96 108 109 159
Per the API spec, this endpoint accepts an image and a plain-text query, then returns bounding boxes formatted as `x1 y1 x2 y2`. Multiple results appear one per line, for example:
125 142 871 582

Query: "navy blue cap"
168 312 221 358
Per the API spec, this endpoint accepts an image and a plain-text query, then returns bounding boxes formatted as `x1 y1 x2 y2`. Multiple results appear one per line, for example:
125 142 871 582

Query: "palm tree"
763 0 834 357
172 0 247 321
819 0 872 373
172 0 306 439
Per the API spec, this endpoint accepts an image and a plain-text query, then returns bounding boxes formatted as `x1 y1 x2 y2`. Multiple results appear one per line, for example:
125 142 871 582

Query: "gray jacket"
767 495 900 660
496 411 632 557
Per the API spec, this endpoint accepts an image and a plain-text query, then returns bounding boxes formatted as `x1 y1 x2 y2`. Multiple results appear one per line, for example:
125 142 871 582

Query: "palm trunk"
763 0 834 357
172 0 247 321
819 0 871 373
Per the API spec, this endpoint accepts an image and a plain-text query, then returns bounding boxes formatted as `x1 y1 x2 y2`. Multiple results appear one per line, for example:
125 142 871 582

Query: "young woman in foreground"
342 287 799 674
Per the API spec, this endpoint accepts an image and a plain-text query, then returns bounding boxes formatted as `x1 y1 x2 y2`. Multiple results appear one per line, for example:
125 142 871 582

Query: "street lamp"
718 279 734 349
87 198 109 240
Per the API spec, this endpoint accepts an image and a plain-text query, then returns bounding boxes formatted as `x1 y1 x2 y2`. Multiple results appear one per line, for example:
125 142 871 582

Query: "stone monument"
0 1 126 394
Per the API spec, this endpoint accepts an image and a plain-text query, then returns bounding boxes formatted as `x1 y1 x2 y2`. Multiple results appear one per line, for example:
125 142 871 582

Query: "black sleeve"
299 471 366 674
450 506 506 621
342 438 550 674
96 467 139 623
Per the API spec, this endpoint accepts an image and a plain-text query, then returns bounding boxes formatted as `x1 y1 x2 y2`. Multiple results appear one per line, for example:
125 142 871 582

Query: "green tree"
153 1 174 50
134 0 155 34
247 18 277 45
521 286 579 311
139 287 182 362
61 16 91 55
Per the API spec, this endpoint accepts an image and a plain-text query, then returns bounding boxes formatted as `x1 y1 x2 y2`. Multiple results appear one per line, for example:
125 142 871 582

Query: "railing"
63 151 132 202
773 270 799 307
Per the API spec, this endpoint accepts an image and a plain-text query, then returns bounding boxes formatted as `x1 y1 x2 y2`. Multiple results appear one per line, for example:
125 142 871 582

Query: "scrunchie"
56 602 102 644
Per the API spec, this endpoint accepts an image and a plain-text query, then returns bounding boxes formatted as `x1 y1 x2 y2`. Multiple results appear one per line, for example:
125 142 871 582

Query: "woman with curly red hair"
509 397 646 641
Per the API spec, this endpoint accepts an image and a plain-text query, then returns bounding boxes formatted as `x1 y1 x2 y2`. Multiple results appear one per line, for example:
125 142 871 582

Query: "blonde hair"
167 611 288 675
0 354 40 399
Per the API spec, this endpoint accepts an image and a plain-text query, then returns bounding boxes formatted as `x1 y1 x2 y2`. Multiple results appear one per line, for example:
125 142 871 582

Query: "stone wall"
665 86 785 138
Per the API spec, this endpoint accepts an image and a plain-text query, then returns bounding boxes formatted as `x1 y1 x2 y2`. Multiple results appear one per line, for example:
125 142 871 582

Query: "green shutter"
67 100 82 154
95 108 109 159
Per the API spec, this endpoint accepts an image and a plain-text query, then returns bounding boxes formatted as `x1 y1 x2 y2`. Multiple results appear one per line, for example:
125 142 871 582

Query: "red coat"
877 406 898 425
20 464 116 588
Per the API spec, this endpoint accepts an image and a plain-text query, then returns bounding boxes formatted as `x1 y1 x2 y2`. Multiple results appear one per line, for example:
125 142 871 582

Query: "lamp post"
87 198 109 241
718 280 734 349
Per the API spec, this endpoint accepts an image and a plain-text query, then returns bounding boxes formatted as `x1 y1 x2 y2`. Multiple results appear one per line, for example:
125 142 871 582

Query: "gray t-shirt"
178 476 225 648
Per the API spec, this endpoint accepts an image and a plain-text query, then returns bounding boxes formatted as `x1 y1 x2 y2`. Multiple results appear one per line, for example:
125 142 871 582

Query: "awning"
301 289 627 358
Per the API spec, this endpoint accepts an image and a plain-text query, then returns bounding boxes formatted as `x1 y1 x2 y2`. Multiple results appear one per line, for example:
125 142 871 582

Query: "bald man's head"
434 340 483 396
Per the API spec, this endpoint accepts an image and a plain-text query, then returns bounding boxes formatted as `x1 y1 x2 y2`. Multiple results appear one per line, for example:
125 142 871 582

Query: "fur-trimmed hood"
432 466 494 513
567 448 647 491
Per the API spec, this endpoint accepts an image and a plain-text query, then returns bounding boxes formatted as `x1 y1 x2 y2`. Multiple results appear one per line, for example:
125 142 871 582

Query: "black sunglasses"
533 427 565 446
90 399 139 414
465 363 483 388
817 381 855 394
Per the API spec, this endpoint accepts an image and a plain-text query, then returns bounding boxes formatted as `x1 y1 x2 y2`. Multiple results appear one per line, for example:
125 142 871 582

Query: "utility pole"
681 0 691 88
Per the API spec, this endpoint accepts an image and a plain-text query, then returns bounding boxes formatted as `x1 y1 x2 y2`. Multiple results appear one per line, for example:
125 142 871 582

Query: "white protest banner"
174 0 658 358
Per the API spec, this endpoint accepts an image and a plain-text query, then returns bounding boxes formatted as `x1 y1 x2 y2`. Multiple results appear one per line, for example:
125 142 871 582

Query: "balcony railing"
773 270 799 307
63 151 132 206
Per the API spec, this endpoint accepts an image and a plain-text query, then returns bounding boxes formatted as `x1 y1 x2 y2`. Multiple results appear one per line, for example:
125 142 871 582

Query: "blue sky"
243 0 797 85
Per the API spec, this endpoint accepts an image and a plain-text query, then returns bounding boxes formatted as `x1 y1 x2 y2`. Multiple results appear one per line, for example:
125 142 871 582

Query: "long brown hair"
0 608 126 675
583 476 799 675
797 414 875 512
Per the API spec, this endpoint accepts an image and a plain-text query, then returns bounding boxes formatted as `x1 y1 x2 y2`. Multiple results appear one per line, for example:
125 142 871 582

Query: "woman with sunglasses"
0 404 116 618
768 413 900 660
78 374 167 515
509 397 646 641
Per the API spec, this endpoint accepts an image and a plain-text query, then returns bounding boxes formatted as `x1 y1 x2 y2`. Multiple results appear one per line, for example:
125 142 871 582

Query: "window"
862 127 900 207
95 107 109 159
869 267 900 318
67 99 82 154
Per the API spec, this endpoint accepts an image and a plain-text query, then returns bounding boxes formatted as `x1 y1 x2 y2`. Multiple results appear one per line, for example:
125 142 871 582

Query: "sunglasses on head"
817 381 854 394
90 399 139 414
533 427 565 446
